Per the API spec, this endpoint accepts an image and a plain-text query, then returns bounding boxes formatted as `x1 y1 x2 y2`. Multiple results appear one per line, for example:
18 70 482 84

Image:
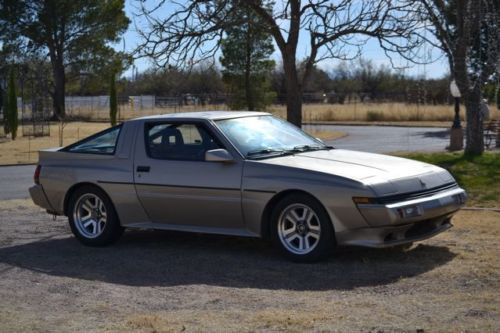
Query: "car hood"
257 149 455 196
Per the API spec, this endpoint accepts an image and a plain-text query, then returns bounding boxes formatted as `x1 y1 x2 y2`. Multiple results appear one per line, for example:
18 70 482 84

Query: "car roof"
133 111 270 122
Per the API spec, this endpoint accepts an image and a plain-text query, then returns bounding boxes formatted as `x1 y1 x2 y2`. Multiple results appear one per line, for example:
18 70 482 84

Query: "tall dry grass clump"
270 103 497 122
63 102 497 123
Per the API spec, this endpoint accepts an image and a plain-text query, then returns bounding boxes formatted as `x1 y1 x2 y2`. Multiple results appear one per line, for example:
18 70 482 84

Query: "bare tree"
411 0 499 154
135 0 422 126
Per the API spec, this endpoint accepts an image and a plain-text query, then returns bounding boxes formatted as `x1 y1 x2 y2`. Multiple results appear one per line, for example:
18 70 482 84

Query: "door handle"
136 165 150 172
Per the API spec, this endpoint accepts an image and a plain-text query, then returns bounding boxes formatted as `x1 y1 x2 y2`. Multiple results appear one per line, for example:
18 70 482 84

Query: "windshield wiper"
246 148 288 158
246 145 334 159
291 144 333 152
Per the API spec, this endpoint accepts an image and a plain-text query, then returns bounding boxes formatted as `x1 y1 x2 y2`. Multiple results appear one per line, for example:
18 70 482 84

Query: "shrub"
366 110 385 121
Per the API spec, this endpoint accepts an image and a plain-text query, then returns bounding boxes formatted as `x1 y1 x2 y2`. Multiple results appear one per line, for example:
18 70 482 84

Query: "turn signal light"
352 197 377 204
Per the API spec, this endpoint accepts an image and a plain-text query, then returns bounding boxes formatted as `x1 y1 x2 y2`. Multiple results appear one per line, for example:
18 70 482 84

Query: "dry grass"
123 309 333 333
66 103 230 121
63 102 498 123
0 122 109 165
270 102 498 123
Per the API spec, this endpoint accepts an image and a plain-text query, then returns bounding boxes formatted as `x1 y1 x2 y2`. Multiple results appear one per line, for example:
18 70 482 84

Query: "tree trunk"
245 70 253 110
245 32 253 111
283 58 302 127
464 89 484 155
52 59 66 119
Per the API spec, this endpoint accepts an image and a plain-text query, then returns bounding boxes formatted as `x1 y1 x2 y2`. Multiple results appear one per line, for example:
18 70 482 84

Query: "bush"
366 110 385 121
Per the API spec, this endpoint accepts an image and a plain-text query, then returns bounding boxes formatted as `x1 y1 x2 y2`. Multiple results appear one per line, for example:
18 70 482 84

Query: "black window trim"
144 120 227 162
62 123 123 155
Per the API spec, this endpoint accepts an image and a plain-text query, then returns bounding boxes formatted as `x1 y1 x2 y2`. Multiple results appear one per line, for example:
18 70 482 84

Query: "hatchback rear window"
63 125 122 155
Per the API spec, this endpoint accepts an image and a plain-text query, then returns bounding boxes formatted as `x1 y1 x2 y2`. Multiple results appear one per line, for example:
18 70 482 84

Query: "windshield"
216 115 331 159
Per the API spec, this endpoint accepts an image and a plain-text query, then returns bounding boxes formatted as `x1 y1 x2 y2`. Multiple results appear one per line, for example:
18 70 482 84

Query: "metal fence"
63 94 231 121
7 92 476 125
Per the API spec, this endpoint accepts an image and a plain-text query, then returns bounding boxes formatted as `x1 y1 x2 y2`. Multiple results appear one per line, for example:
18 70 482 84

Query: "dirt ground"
0 199 498 332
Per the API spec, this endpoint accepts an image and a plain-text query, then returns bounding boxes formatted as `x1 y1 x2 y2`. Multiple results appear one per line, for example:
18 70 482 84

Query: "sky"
115 0 449 79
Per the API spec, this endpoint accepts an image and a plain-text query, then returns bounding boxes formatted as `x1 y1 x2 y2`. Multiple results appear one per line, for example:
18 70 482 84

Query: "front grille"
377 182 458 204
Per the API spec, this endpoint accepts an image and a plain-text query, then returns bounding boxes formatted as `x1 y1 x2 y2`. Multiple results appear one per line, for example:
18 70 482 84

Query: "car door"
133 120 245 231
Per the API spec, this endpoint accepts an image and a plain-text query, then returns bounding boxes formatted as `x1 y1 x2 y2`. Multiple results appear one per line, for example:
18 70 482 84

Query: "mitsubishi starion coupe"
29 111 467 261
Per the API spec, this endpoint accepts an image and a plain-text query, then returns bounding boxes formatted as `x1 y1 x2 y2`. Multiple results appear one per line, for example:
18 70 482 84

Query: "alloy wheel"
277 203 321 255
73 193 107 239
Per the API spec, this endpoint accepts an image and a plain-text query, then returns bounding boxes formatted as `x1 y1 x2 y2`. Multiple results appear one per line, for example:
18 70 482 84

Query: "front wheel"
270 193 335 262
68 185 124 246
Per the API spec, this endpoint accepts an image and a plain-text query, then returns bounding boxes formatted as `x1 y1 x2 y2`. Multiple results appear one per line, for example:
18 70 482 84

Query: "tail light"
34 165 41 185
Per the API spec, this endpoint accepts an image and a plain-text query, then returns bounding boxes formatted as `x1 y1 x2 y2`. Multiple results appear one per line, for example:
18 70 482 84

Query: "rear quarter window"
63 125 122 155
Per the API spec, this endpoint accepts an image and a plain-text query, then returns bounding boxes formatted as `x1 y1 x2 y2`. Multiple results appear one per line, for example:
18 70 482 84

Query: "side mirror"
205 149 234 163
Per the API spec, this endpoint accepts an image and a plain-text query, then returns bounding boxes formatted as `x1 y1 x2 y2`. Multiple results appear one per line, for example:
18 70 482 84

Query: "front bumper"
29 184 55 212
337 215 453 247
357 187 466 227
337 187 466 247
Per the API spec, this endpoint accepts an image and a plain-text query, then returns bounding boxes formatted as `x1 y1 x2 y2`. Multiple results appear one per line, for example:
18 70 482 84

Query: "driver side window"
146 122 221 161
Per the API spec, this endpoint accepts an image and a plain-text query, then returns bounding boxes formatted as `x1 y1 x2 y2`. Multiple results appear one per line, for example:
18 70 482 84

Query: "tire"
68 185 124 246
270 193 336 262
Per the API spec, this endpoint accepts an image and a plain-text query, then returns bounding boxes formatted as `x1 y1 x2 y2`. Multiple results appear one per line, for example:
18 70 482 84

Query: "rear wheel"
270 193 335 262
68 185 123 246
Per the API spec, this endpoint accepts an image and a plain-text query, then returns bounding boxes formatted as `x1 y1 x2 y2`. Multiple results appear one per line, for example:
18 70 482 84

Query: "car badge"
419 179 427 188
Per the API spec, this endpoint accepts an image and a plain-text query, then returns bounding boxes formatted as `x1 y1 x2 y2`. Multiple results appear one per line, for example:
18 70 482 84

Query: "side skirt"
123 222 260 238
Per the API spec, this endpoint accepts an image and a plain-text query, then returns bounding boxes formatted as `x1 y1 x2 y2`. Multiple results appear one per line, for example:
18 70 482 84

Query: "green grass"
396 152 500 208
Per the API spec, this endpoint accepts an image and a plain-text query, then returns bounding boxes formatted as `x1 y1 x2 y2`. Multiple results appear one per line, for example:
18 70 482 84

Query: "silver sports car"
30 111 467 261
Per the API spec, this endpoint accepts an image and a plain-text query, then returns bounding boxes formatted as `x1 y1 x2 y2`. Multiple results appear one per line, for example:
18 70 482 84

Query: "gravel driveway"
0 199 498 332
